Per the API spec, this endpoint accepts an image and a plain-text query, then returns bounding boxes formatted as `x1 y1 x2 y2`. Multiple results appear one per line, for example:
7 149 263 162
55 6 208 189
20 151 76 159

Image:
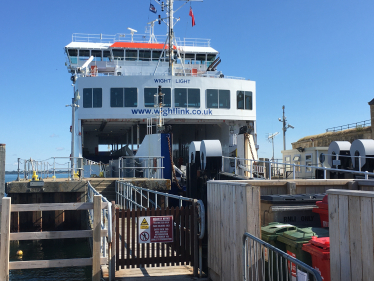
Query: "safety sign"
138 216 173 244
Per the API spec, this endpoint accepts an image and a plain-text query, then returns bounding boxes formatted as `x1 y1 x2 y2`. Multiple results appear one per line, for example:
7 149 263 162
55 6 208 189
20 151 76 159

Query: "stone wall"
291 126 372 149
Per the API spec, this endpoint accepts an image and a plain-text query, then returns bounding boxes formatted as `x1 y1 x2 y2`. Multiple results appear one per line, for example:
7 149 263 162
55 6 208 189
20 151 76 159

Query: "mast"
168 0 174 75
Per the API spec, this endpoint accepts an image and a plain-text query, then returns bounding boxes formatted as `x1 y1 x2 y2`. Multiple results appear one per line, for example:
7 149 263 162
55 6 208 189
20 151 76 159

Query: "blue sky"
1 0 373 170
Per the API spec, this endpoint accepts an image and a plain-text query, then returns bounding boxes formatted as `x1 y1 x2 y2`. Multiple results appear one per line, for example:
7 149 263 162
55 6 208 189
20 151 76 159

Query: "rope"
167 135 183 190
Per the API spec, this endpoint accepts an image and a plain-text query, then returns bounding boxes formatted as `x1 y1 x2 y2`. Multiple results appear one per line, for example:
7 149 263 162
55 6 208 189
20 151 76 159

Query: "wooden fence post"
193 199 198 277
0 197 11 281
93 195 101 281
110 201 116 281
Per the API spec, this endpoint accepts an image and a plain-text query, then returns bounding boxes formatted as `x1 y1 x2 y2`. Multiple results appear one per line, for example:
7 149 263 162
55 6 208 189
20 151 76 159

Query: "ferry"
64 0 257 182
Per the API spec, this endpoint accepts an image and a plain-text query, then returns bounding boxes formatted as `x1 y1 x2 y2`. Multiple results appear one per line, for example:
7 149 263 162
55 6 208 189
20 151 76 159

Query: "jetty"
2 176 374 280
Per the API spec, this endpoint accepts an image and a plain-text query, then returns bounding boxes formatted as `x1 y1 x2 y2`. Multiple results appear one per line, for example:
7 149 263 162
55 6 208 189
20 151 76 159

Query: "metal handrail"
326 119 370 132
222 156 374 180
118 156 164 179
115 181 205 238
243 232 323 281
87 182 112 260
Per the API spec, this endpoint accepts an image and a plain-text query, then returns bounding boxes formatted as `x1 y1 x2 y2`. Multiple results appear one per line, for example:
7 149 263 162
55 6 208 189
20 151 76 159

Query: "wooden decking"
102 265 209 280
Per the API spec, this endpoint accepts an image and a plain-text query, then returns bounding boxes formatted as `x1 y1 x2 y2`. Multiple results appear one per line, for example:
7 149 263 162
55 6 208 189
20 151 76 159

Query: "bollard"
0 144 5 199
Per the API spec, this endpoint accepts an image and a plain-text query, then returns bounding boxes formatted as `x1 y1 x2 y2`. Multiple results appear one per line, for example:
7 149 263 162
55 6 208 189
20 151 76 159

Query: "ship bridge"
65 33 222 78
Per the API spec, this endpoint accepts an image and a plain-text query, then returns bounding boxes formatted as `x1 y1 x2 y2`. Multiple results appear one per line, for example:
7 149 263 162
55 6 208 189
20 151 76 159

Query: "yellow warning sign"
140 218 149 229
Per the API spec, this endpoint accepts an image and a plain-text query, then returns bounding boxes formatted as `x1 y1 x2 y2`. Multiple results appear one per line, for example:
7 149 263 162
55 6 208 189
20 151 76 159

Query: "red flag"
189 7 195 27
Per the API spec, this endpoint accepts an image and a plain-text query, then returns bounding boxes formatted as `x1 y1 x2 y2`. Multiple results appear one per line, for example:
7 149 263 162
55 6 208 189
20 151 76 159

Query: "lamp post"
66 88 80 180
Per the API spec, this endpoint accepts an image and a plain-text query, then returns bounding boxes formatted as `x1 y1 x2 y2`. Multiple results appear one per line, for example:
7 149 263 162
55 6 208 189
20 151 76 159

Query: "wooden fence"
328 189 374 281
207 181 261 281
116 205 197 270
0 195 107 281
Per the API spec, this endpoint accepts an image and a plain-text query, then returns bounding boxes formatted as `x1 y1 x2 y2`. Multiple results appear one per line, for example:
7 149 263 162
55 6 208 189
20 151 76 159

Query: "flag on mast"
189 7 196 27
150 3 157 13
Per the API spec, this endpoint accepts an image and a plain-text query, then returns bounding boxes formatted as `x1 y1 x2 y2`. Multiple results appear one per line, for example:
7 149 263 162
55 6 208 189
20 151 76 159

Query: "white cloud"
50 134 59 138
56 147 64 151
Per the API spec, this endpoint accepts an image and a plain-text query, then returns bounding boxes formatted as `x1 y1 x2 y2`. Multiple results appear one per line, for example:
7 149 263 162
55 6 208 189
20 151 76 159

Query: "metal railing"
16 157 84 181
87 182 112 259
116 180 205 239
118 156 164 179
116 180 205 277
243 232 322 281
222 156 374 180
326 119 370 132
72 33 211 47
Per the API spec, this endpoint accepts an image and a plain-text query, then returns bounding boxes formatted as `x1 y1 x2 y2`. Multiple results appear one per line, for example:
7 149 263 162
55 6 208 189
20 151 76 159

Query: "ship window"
83 88 102 108
207 89 230 109
152 50 163 61
68 49 78 64
175 88 200 108
219 90 230 109
237 91 252 110
110 88 124 107
207 90 218 108
124 88 138 107
93 88 102 108
139 50 151 61
103 51 111 62
185 53 195 59
113 49 124 60
144 88 171 107
79 50 90 61
126 49 137 61
175 88 187 107
196 54 206 64
207 54 216 62
91 50 102 61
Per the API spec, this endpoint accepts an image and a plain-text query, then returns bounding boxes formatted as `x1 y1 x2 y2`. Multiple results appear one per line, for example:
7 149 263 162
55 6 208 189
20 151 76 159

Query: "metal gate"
115 205 197 270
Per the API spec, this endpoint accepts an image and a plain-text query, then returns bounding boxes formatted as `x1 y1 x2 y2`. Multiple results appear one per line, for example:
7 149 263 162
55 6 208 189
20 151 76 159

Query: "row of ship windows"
68 49 216 64
83 88 253 110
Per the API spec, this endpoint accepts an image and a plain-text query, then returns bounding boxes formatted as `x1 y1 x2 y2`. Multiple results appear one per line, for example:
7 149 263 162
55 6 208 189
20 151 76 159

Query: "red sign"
150 216 173 243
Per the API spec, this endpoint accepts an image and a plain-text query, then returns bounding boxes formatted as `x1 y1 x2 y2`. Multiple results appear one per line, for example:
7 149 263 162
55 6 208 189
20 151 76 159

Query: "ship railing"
15 157 84 181
118 156 164 179
71 33 211 47
87 182 112 260
243 232 322 281
222 156 374 180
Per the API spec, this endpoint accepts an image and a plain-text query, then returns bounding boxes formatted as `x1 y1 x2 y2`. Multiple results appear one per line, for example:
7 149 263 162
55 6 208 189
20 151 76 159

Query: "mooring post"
93 195 102 281
0 197 11 281
0 144 5 199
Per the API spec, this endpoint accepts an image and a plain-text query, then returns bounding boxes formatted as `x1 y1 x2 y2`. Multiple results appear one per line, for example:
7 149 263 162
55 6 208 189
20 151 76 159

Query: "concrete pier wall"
0 144 5 199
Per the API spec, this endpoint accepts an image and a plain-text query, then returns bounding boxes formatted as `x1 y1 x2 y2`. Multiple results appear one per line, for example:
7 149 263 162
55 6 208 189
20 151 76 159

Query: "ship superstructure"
64 2 256 174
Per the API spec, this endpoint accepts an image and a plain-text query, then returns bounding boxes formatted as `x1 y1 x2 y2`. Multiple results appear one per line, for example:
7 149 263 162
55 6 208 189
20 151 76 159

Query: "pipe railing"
116 180 205 276
87 182 112 258
118 156 164 179
222 156 374 180
16 157 85 181
326 119 370 132
243 232 323 281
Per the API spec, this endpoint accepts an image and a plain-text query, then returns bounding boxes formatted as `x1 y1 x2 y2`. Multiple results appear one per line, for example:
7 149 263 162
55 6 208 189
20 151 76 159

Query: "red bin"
302 236 330 281
313 194 329 227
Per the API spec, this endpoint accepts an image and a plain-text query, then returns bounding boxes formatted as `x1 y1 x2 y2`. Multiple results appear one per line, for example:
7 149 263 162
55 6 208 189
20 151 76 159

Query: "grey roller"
327 141 351 167
189 141 201 164
350 139 374 168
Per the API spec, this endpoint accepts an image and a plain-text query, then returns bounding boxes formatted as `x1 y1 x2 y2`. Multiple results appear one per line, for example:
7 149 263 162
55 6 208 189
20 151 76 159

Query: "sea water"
5 174 92 281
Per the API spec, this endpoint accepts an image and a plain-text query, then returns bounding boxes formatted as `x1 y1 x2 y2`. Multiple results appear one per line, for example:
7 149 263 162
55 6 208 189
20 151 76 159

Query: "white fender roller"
350 139 374 168
200 140 222 170
327 141 351 167
189 141 201 164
